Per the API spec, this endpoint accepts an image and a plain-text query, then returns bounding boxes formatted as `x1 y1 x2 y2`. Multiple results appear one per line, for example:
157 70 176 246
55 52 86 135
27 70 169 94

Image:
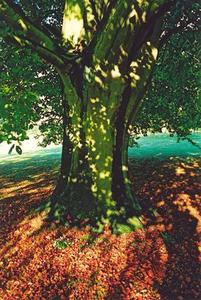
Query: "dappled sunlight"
0 220 169 299
130 157 200 231
0 172 56 199
0 156 60 251
173 193 201 234
130 156 201 299
175 166 186 176
0 154 200 299
0 0 200 298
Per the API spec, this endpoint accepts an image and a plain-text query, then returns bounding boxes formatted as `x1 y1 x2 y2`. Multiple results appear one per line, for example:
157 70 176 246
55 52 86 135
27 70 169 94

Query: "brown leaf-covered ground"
0 155 200 299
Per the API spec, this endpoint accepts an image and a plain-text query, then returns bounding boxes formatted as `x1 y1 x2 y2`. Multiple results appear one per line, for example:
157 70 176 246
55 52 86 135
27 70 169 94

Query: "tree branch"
159 21 200 50
4 33 65 68
0 0 56 51
79 0 92 38
89 0 100 24
82 0 116 64
0 0 77 67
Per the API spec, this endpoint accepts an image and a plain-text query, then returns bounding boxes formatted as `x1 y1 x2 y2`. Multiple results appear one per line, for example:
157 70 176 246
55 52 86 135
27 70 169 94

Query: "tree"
0 0 200 228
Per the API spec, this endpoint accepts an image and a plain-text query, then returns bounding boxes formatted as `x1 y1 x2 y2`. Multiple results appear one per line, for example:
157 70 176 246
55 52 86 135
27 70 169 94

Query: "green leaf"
53 238 73 250
15 145 22 155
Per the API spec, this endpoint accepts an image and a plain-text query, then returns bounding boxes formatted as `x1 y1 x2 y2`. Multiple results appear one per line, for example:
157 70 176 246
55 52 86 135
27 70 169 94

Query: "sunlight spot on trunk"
130 72 140 81
90 98 100 104
151 47 158 60
122 165 128 171
13 36 24 46
95 64 107 78
125 178 130 184
71 178 77 183
100 124 107 134
91 183 97 193
95 76 103 86
129 6 138 19
18 19 27 31
130 61 139 68
99 171 110 179
90 164 97 173
61 2 83 44
100 106 107 113
111 65 121 78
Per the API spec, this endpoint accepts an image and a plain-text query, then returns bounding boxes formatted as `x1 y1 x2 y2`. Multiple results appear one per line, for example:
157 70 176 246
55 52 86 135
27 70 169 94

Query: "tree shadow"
129 156 201 299
158 209 200 300
105 229 168 299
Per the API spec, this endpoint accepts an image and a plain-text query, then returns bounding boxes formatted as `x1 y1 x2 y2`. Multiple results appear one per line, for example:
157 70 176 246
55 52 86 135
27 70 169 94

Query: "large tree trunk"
49 103 135 225
47 1 169 227
49 52 157 226
50 77 131 224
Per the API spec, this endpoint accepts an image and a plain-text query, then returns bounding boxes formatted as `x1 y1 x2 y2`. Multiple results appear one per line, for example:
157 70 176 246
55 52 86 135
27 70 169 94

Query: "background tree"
0 0 200 228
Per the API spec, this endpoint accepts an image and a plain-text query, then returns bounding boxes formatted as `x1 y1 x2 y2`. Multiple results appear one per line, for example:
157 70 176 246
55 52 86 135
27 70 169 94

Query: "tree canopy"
0 1 200 149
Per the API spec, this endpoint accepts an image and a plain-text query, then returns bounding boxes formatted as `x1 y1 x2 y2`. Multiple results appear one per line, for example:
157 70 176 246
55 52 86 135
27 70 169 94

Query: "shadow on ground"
0 155 200 299
130 157 201 300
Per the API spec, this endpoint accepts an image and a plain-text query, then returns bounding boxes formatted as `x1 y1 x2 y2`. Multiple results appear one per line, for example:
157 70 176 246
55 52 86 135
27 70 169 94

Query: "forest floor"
0 155 200 300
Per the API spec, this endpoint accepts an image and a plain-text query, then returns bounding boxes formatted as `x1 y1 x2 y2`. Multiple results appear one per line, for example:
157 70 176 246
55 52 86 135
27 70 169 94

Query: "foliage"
0 1 200 148
0 44 39 144
132 31 201 140
0 41 63 148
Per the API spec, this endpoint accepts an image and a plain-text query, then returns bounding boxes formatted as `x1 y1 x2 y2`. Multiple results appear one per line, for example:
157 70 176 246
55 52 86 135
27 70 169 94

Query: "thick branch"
78 1 91 38
83 0 116 64
3 32 65 68
89 0 100 24
85 0 175 66
0 0 56 51
0 0 77 67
